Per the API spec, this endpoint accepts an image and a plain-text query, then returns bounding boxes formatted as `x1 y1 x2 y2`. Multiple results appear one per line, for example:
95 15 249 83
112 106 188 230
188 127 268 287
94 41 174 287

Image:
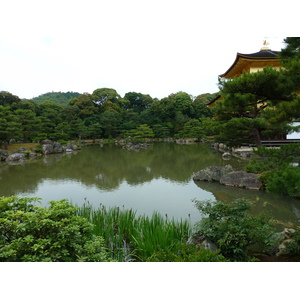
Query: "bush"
146 243 228 262
260 166 300 197
0 197 112 262
193 198 277 261
245 143 300 173
282 227 300 256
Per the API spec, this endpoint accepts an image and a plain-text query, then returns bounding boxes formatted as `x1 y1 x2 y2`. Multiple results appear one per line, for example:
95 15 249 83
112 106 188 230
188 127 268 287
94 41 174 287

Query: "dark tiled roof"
219 49 280 78
237 49 279 58
206 94 221 105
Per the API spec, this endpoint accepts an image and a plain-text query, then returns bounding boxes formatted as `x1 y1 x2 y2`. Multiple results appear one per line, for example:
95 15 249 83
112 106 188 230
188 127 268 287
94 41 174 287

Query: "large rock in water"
6 153 26 162
193 165 234 182
220 171 262 190
42 143 53 155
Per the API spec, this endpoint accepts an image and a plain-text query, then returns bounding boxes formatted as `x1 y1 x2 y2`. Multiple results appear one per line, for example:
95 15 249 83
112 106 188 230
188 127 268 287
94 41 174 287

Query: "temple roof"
219 49 280 78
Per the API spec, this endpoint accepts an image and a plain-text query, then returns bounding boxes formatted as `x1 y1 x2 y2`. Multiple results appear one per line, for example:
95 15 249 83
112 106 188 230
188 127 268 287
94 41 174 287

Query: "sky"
0 0 297 100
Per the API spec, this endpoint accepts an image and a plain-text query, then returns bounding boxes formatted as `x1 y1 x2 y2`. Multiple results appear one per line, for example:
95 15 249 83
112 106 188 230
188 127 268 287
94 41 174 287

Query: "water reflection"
1 142 300 229
195 180 300 230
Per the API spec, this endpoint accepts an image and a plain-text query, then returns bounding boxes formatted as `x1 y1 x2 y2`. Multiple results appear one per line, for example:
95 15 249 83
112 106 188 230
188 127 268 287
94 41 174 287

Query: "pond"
1 142 300 229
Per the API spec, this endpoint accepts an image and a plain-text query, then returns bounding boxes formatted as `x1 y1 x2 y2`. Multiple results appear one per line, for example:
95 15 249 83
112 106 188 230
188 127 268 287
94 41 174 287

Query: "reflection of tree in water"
194 180 300 230
0 143 245 195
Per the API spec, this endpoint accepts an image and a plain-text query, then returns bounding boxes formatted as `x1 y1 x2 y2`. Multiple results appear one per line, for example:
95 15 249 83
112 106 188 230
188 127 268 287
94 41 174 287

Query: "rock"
222 152 232 159
66 143 73 150
193 165 234 182
220 171 262 190
282 228 296 238
40 139 53 145
0 150 8 157
53 142 63 153
6 153 26 161
187 233 218 252
42 143 53 155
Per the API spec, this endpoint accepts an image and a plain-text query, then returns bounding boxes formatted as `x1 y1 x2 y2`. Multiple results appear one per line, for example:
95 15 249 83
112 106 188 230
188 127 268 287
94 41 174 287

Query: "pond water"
1 142 300 229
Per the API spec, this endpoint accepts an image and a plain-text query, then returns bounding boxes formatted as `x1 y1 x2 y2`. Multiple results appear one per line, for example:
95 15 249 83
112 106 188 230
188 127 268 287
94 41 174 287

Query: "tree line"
0 89 214 148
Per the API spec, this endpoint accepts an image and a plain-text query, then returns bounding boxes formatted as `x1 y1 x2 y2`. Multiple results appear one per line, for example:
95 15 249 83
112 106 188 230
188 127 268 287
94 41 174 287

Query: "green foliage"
146 243 228 262
28 91 81 105
193 198 277 261
0 197 112 262
0 91 21 106
125 124 154 141
175 119 204 139
244 144 300 198
245 143 300 173
124 92 153 113
281 227 300 256
259 166 300 198
77 204 192 262
0 88 218 142
215 64 297 146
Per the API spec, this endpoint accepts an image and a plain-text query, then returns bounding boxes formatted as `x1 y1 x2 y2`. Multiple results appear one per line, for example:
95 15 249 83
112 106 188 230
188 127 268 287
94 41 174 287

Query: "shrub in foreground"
0 197 112 262
193 198 277 261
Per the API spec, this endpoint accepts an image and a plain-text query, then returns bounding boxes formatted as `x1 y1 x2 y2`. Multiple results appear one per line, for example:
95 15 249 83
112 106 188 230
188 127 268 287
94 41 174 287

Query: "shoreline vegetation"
1 196 300 262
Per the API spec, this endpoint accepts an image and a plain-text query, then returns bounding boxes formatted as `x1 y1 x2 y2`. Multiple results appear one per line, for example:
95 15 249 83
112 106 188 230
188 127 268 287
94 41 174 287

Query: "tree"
124 92 153 113
0 106 21 148
126 124 154 141
0 197 112 262
176 119 204 140
215 66 295 146
92 88 121 106
15 109 40 143
99 111 121 138
36 101 64 140
69 93 97 118
0 91 21 106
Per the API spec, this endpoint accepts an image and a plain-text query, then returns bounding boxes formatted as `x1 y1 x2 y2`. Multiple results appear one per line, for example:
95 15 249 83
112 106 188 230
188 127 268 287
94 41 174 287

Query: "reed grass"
77 202 192 262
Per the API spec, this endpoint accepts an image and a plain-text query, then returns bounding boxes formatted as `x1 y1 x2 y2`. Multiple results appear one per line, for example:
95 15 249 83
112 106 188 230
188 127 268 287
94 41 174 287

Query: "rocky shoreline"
193 164 262 190
0 139 81 163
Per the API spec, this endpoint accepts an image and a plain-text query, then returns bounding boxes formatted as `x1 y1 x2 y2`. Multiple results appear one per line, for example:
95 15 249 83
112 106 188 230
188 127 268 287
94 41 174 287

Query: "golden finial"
261 40 270 50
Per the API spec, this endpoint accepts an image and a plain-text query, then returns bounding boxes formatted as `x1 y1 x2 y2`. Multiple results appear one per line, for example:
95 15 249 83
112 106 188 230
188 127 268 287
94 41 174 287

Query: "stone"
187 233 218 252
0 150 8 157
222 152 232 159
40 139 53 145
53 142 63 153
42 143 53 155
66 143 73 150
220 171 262 190
193 165 235 182
6 153 26 161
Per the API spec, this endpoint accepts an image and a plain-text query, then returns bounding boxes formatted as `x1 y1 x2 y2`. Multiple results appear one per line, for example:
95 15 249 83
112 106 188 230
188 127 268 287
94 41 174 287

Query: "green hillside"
25 91 81 105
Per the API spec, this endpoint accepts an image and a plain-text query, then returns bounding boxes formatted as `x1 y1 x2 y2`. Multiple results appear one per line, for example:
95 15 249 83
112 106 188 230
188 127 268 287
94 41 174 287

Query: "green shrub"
146 243 228 262
245 143 300 173
0 197 112 262
281 227 300 256
260 166 300 197
193 198 277 261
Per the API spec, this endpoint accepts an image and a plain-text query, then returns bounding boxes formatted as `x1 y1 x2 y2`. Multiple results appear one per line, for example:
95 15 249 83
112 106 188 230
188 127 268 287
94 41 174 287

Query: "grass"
76 202 192 262
0 142 39 154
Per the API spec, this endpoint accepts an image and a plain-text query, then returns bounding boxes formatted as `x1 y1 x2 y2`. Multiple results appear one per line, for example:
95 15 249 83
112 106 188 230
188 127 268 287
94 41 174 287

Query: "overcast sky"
0 0 296 100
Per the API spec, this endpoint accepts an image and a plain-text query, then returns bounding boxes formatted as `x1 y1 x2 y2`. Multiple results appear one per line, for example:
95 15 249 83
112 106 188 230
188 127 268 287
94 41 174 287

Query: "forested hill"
24 91 81 105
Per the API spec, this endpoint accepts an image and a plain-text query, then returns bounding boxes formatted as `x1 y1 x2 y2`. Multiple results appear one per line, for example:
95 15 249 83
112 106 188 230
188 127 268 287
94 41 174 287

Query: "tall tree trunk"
252 128 262 146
